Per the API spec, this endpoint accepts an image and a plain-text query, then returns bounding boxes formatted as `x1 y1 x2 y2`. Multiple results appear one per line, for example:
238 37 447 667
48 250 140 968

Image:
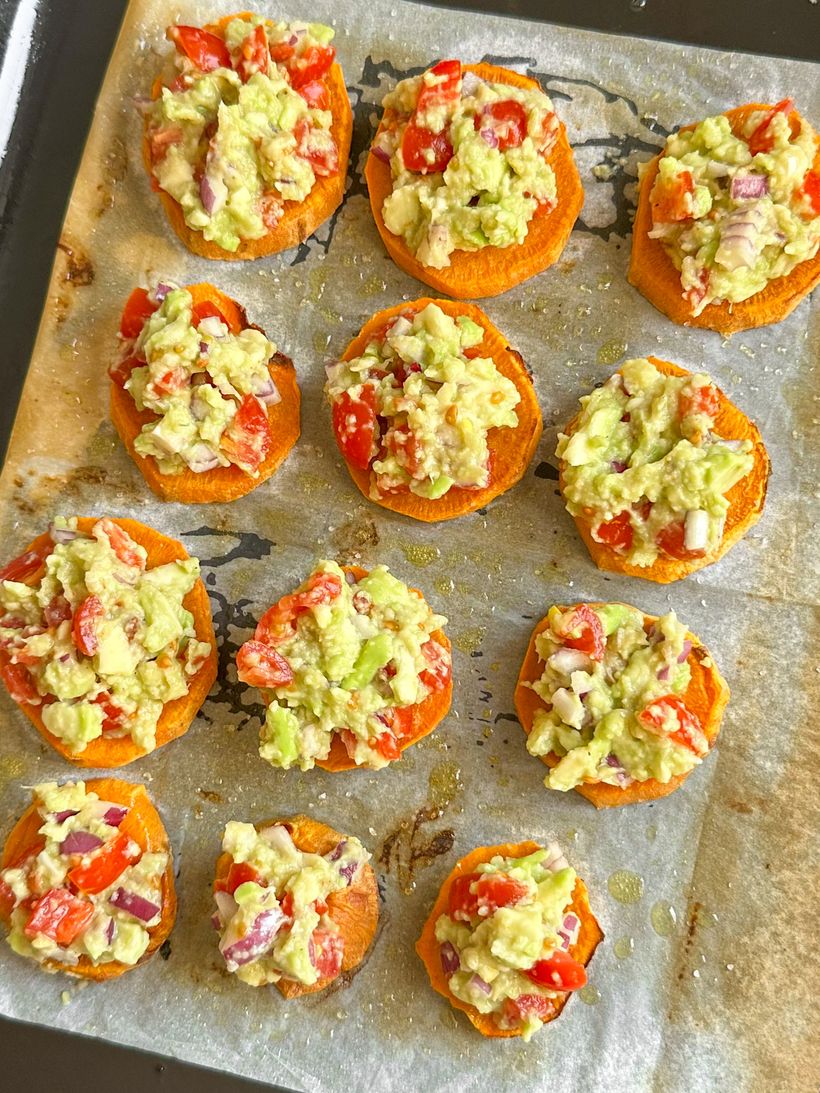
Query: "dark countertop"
0 2 816 1091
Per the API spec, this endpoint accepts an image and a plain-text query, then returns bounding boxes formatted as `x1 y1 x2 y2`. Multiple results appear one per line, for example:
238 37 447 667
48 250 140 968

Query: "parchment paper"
0 3 818 1091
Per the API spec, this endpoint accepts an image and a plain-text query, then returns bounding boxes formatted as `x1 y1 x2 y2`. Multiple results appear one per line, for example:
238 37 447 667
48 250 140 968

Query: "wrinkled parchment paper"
0 3 818 1090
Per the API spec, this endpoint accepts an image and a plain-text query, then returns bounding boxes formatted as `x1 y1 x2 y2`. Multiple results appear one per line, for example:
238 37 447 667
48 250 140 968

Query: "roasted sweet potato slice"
0 778 176 980
0 517 217 767
334 298 543 521
628 103 820 334
110 282 300 504
416 841 603 1036
144 12 352 260
514 603 730 807
558 356 770 583
366 63 582 298
213 813 379 997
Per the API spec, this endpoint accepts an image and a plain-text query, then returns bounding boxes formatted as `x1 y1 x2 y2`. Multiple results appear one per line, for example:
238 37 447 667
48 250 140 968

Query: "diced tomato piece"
747 98 794 156
280 890 294 920
286 45 335 90
167 25 231 73
254 571 343 644
215 861 265 895
415 59 462 116
502 994 554 1027
25 888 94 946
0 879 16 920
402 122 454 174
679 383 719 420
148 126 184 165
651 169 694 223
639 694 708 756
313 897 328 915
656 519 705 561
0 549 47 586
67 832 141 895
799 169 820 216
448 871 529 923
270 40 296 63
525 949 587 990
373 730 401 762
332 385 379 471
309 927 344 979
553 605 606 661
236 23 269 82
419 640 450 693
149 367 188 396
109 355 142 389
293 117 339 177
1 662 41 705
119 287 158 340
474 100 528 150
236 640 294 688
93 691 129 734
220 395 272 473
593 510 633 553
385 425 423 477
260 191 284 230
72 595 104 657
297 79 330 110
96 518 144 569
192 300 229 328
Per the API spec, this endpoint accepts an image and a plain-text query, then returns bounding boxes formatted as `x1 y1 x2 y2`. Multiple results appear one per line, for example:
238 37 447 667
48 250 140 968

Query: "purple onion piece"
328 840 347 863
604 753 622 769
109 887 161 923
106 918 117 944
48 523 80 545
53 809 79 824
557 930 572 951
730 174 769 201
440 941 460 976
372 144 390 163
469 974 492 995
214 889 238 924
677 640 693 663
339 860 360 886
60 831 104 856
611 460 627 473
211 912 222 932
563 913 580 932
479 128 499 149
657 665 671 681
220 908 286 970
103 806 128 827
199 340 209 354
154 283 173 302
200 175 217 215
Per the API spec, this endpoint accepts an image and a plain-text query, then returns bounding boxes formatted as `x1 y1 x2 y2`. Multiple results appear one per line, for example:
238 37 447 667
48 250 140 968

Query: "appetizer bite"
557 356 770 582
515 603 729 807
0 517 216 766
213 815 378 995
366 60 582 297
325 299 542 521
143 13 352 259
417 840 602 1039
236 560 451 771
629 100 820 332
0 779 176 979
110 281 300 504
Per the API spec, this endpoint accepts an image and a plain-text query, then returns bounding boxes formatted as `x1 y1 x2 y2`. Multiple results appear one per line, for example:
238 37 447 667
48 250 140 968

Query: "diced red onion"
60 831 104 855
440 941 460 975
611 460 627 473
339 860 360 886
460 72 483 96
469 974 492 995
214 889 238 924
153 283 173 302
259 824 297 856
48 523 80 544
563 913 580 933
199 340 209 354
211 912 221 931
328 840 347 863
220 908 285 970
106 918 117 944
479 128 499 149
548 648 591 675
677 640 693 663
254 376 281 406
53 809 79 824
186 442 220 474
103 805 128 827
198 315 227 338
544 842 569 873
657 665 671 681
200 175 218 215
604 753 631 787
372 143 391 163
730 174 769 201
109 887 161 923
557 930 572 950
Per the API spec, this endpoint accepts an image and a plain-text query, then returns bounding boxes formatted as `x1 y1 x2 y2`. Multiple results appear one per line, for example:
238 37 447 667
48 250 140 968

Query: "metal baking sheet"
0 2 817 1091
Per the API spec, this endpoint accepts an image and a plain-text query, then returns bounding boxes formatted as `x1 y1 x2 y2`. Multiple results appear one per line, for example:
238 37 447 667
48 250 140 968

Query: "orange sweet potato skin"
416 841 603 1037
0 779 176 980
514 604 730 808
0 517 217 767
337 298 543 521
558 356 770 583
366 63 583 298
628 103 820 334
314 565 452 771
213 813 379 997
110 283 300 504
144 13 352 261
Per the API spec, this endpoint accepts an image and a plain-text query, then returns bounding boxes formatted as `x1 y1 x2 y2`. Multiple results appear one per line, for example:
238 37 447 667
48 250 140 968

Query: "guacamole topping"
113 283 279 476
375 60 559 268
525 603 709 789
557 358 755 567
236 560 449 771
213 821 369 986
435 845 584 1040
646 102 820 314
1 781 167 969
325 302 520 499
0 518 211 755
145 15 339 252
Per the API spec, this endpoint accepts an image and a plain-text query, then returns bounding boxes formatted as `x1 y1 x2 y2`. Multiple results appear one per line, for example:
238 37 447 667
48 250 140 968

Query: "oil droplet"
650 901 677 937
645 824 657 842
607 870 644 904
433 576 455 596
453 626 486 654
313 330 332 354
597 339 628 366
401 543 439 567
630 0 646 10
361 274 388 297
428 760 462 812
0 754 26 781
578 985 601 1005
308 266 327 302
614 936 634 960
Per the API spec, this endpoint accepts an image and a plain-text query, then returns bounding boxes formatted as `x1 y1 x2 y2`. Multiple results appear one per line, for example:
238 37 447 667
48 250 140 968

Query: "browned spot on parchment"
197 788 223 804
330 509 380 565
53 237 95 324
95 136 128 217
379 806 455 896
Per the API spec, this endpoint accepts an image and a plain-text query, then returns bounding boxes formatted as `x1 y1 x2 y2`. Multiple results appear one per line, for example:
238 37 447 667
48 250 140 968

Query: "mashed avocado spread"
121 283 278 476
376 61 560 268
435 845 583 1040
1 781 167 968
645 103 820 313
525 603 709 789
558 358 754 567
146 16 338 251
236 560 449 771
214 821 369 986
0 518 211 755
325 302 520 499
